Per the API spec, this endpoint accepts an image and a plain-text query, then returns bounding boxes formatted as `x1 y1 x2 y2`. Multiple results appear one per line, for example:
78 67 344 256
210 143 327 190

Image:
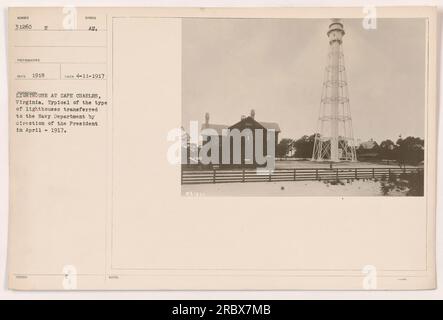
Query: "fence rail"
181 167 423 185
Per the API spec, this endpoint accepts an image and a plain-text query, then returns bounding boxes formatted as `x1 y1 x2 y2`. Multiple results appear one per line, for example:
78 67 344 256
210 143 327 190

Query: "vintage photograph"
5 6 437 293
181 18 426 196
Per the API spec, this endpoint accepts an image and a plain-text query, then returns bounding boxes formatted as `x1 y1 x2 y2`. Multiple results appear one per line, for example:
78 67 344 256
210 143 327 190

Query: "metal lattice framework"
312 19 357 162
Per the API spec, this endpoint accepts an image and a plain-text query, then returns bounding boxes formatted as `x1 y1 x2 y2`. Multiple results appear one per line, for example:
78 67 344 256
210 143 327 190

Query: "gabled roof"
229 116 265 131
230 117 281 133
201 116 281 135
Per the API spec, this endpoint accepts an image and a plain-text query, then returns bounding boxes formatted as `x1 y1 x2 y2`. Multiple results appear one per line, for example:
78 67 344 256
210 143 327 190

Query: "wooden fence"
181 167 423 185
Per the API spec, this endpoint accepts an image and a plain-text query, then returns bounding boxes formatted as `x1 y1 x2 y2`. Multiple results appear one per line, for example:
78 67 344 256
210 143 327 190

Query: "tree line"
276 134 424 165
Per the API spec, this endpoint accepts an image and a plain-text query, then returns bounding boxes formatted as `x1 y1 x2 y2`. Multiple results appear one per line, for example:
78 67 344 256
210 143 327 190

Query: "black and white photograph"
2 5 439 296
181 18 426 196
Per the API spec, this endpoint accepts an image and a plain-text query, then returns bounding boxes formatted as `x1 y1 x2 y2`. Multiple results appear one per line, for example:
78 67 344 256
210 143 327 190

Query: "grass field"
181 179 408 196
181 160 422 196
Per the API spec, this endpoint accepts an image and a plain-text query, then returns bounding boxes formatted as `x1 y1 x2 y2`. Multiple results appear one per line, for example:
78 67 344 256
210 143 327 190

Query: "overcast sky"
182 18 426 143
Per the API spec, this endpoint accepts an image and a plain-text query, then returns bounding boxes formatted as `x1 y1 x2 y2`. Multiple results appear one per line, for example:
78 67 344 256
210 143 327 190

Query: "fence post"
181 169 183 184
242 169 245 183
213 169 216 183
294 168 296 181
269 171 272 182
316 169 319 180
336 168 339 182
372 168 375 179
355 168 357 179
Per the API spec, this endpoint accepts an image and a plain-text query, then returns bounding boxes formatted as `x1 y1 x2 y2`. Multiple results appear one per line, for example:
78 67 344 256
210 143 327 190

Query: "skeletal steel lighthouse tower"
312 19 357 162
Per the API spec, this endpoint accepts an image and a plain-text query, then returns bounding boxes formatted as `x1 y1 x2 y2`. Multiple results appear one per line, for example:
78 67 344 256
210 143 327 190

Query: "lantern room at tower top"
327 19 345 44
